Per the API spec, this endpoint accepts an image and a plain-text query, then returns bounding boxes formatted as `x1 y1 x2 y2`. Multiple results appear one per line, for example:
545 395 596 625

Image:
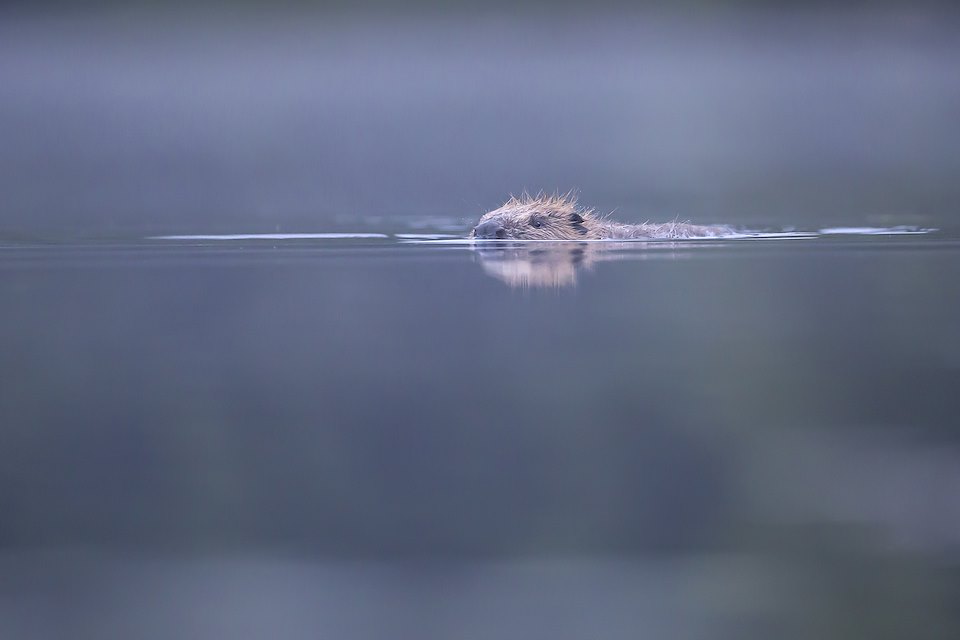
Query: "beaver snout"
474 220 507 239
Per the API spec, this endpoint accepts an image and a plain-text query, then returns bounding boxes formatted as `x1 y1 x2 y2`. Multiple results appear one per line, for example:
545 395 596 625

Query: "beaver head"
471 193 601 240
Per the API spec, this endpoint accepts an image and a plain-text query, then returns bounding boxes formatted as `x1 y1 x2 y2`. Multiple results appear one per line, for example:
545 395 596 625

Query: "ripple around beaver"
145 226 938 244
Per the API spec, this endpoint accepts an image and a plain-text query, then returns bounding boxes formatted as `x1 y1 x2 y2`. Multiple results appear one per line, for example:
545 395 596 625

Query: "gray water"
2 232 959 639
3 6 960 640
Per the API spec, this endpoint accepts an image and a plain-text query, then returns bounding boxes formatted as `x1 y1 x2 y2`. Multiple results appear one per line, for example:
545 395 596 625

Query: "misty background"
2 3 959 238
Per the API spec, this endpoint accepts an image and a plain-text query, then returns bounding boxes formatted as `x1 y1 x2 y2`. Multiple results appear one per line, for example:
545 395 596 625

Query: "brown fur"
471 193 733 240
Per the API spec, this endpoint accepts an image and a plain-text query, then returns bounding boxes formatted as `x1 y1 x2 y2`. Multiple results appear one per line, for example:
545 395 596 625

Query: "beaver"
471 193 734 240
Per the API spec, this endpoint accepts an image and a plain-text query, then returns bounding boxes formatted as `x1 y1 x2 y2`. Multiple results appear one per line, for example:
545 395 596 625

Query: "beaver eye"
530 217 542 228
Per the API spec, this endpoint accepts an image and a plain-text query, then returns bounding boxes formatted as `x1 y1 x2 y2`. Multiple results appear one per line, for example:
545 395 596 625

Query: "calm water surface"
2 232 959 639
4 6 960 637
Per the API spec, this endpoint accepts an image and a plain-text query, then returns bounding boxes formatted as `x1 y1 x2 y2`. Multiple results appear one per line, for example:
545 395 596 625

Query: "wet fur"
472 193 732 240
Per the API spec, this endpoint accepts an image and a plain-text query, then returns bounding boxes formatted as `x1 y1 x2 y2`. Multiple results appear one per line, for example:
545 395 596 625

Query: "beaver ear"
569 213 584 224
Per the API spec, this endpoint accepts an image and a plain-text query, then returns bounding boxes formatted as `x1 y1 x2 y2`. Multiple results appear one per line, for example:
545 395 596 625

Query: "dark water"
3 5 960 638
2 232 959 639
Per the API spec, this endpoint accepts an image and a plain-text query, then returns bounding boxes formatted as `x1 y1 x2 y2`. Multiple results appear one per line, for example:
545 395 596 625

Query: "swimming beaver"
471 193 733 240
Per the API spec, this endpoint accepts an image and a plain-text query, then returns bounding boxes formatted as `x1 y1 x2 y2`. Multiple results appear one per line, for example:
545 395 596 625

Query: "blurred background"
1 1 959 238
2 2 960 640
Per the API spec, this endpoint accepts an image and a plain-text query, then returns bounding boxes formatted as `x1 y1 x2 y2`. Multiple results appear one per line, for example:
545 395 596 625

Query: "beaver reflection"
472 241 700 287
473 243 597 288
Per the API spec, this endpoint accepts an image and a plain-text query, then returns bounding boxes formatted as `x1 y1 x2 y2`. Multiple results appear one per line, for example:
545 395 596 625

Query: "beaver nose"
474 221 507 239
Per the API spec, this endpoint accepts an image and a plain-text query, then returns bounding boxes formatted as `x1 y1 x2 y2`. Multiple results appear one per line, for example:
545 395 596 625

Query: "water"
2 231 959 639
3 5 960 638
